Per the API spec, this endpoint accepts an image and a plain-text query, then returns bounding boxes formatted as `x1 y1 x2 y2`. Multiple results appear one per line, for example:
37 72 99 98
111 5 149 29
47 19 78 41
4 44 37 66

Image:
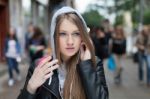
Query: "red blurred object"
36 55 51 66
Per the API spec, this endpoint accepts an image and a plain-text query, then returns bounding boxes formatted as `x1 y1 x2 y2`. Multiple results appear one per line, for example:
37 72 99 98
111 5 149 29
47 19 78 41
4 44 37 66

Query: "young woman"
94 27 109 61
4 27 21 86
17 6 108 99
111 26 126 84
136 26 150 85
28 26 47 64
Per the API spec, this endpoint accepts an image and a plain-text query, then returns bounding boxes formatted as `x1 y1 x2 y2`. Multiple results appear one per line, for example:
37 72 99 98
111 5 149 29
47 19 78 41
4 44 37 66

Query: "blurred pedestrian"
94 27 109 61
111 26 126 84
28 26 47 64
4 27 21 87
17 6 108 99
25 22 34 53
102 19 113 59
102 19 113 46
136 26 150 86
24 22 35 63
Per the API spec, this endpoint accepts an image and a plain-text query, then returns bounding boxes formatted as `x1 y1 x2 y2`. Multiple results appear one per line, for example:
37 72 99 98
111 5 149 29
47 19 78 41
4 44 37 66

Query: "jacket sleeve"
17 64 36 99
77 58 109 99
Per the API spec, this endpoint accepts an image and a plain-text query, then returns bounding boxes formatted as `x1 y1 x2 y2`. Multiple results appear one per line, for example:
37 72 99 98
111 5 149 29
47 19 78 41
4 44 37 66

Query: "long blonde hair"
54 13 96 99
114 26 125 39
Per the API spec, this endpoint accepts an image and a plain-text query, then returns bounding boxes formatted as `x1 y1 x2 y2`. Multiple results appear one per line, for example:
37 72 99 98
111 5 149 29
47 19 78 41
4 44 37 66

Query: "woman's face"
58 19 82 60
9 28 15 36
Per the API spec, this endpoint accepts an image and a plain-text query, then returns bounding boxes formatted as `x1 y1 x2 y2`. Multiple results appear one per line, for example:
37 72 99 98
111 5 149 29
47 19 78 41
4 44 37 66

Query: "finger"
43 64 59 74
42 62 53 72
44 72 54 79
41 59 59 71
46 59 59 68
45 64 59 74
50 64 59 71
44 66 53 74
37 56 52 68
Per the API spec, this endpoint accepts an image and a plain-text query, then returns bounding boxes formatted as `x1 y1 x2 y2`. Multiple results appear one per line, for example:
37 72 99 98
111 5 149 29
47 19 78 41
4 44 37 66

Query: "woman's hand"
27 56 59 94
80 42 91 61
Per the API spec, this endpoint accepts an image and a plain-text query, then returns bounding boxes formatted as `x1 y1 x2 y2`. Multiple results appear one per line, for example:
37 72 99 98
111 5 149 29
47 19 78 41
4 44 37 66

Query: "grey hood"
50 6 88 59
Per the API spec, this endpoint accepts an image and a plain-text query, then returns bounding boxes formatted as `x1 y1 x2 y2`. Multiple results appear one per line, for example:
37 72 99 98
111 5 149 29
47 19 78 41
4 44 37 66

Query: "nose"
67 35 73 46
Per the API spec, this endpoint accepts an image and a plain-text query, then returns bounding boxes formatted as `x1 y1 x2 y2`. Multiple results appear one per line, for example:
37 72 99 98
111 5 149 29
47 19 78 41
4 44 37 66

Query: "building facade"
0 0 9 61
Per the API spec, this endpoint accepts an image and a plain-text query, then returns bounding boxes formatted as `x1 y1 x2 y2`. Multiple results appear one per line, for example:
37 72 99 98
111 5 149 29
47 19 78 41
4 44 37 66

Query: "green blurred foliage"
114 15 124 26
82 10 104 27
114 0 138 13
143 10 150 25
132 9 150 26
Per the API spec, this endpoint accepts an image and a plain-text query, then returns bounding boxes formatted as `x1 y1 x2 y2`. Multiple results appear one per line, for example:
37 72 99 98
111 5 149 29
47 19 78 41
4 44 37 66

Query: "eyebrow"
59 30 80 33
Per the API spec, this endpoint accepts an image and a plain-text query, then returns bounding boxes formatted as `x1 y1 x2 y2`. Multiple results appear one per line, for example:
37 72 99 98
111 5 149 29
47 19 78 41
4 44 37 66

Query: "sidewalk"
0 62 7 77
104 57 150 99
0 62 8 93
0 62 29 99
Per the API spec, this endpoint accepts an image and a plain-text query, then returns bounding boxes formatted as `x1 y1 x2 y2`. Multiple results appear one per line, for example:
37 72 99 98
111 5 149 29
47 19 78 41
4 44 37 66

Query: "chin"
66 53 75 57
65 52 76 57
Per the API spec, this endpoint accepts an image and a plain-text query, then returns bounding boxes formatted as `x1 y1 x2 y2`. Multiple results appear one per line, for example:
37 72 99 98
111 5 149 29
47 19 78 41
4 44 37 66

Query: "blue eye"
72 32 80 36
59 32 67 36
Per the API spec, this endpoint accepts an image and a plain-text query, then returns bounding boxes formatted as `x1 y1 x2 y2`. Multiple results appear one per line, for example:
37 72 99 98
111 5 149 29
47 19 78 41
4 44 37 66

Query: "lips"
66 47 75 51
66 47 74 49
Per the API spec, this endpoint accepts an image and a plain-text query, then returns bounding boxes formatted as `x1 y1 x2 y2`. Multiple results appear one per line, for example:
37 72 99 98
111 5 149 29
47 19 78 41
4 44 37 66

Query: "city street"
0 0 150 99
0 57 150 99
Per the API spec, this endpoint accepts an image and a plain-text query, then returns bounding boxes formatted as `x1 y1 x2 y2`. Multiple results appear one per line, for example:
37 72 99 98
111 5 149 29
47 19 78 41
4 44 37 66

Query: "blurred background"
0 0 150 99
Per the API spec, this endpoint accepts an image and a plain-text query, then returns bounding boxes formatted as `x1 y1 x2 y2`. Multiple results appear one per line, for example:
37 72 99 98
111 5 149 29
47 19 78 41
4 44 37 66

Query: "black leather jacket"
17 58 109 99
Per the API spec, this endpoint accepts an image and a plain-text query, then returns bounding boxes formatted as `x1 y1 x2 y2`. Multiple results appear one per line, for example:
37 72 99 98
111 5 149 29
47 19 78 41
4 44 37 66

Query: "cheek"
59 39 64 48
75 40 82 50
59 38 67 53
